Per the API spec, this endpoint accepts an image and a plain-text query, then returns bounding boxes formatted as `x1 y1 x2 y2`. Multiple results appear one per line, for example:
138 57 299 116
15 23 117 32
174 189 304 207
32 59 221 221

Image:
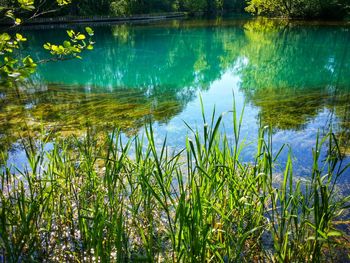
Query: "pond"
1 16 350 183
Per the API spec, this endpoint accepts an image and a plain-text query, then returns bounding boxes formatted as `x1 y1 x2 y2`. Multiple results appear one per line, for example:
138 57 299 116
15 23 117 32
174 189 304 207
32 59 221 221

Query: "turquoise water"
1 17 350 180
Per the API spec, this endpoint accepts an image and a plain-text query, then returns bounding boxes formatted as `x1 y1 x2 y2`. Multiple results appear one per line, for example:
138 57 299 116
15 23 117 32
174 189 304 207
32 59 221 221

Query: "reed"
0 102 349 262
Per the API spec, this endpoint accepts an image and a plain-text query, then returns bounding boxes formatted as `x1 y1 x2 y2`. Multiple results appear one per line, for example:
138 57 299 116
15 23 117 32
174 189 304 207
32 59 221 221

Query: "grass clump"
0 102 349 262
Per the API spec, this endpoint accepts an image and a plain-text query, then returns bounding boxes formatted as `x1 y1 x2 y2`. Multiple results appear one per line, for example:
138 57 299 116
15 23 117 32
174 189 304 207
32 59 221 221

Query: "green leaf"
5 10 15 20
76 34 86 40
327 230 342 237
15 34 26 41
43 43 51 50
67 30 74 38
56 0 71 6
63 41 71 48
51 45 59 52
85 27 94 36
0 33 11 41
15 18 22 25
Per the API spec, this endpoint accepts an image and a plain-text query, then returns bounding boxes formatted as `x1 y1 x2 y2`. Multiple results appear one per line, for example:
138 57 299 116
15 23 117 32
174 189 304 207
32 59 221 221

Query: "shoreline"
0 12 187 27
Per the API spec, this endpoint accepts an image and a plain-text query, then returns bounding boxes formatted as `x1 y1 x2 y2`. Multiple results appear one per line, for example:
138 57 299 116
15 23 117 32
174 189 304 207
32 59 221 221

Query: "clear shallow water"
1 17 350 182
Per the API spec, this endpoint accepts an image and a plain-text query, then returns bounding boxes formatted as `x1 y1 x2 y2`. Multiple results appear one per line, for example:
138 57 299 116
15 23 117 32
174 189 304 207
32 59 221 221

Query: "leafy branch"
0 0 94 85
43 27 95 60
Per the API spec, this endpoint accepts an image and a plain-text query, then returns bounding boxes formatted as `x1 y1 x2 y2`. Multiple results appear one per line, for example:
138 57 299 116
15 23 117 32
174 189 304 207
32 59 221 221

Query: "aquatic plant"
0 102 349 262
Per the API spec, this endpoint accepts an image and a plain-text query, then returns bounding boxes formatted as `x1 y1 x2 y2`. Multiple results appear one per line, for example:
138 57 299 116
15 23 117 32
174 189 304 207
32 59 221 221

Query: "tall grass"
0 102 349 262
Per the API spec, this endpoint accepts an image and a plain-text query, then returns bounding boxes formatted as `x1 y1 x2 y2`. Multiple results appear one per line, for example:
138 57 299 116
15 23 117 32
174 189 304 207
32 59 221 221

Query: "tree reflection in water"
1 17 350 157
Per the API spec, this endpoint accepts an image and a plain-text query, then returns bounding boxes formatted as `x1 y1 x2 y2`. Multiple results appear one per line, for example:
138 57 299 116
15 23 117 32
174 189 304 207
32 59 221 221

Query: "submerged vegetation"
1 103 349 262
1 17 349 157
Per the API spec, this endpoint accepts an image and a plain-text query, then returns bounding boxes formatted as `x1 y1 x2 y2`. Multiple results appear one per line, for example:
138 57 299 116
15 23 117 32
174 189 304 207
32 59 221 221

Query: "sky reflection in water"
1 17 350 183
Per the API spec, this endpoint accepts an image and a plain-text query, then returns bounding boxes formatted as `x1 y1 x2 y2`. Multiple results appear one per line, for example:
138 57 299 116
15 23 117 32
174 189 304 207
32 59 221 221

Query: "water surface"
1 17 350 182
